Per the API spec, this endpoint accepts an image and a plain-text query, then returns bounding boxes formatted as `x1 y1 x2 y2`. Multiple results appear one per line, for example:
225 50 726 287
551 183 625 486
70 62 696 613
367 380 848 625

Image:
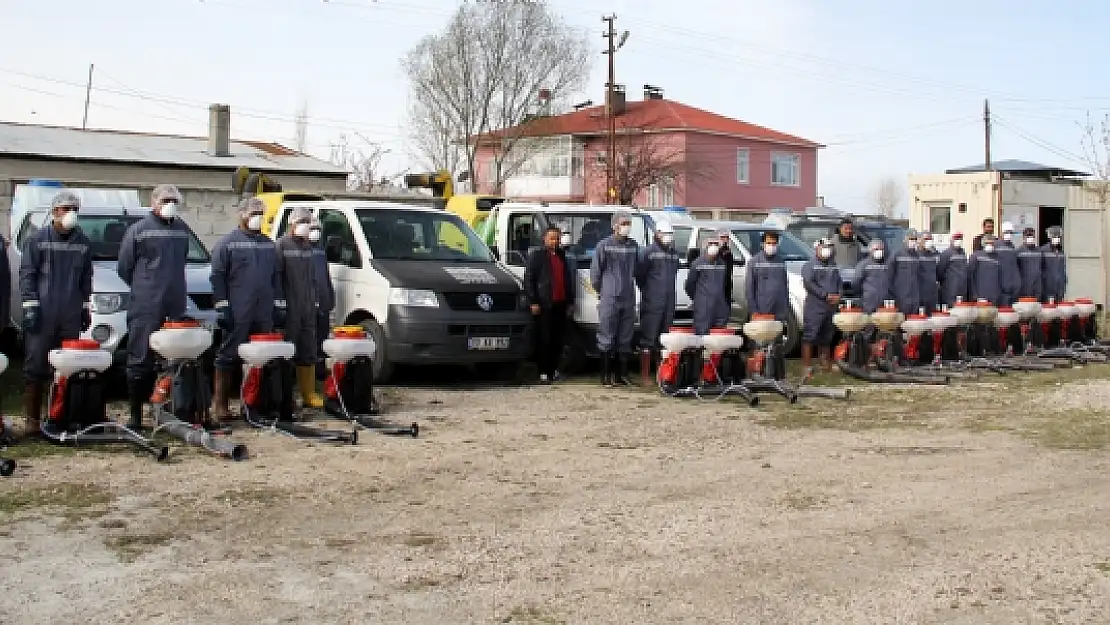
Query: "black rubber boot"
599 351 612 386
613 353 630 385
126 376 152 432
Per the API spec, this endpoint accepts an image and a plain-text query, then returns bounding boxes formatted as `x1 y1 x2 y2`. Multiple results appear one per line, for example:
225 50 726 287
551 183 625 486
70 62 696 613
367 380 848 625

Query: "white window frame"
648 178 675 207
736 148 750 184
648 183 659 207
770 152 800 187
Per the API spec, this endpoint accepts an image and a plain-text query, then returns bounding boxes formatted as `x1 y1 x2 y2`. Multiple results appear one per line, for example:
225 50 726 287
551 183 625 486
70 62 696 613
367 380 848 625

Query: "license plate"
468 336 510 350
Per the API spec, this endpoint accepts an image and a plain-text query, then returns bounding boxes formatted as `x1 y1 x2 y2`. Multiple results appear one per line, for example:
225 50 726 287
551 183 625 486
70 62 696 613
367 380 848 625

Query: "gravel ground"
2 367 1110 624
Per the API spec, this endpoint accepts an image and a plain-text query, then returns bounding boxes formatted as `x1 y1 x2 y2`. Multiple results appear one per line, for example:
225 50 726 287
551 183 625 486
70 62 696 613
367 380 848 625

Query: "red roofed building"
469 86 822 213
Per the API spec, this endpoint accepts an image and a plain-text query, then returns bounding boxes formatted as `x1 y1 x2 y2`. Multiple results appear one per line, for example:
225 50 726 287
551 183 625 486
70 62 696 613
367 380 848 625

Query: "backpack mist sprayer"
42 340 169 460
148 319 249 461
0 353 17 476
322 326 418 437
239 334 358 443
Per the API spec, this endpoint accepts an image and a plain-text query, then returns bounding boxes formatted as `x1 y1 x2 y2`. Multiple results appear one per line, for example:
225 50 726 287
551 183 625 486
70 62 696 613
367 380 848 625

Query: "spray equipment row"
656 316 851 404
831 295 1107 386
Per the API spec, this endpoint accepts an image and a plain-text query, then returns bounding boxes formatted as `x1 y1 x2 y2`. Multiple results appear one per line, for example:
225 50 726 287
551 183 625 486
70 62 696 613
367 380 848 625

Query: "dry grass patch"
0 482 112 515
501 605 566 624
103 530 178 563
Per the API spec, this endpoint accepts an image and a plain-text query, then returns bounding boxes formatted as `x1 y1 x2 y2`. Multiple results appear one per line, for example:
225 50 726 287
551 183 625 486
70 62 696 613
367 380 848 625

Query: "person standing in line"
636 220 680 360
1016 226 1044 301
890 229 922 315
918 231 941 313
937 232 969 306
1040 225 1067 302
276 208 322 407
995 222 1021 306
685 237 730 335
525 226 575 384
832 218 861 268
800 238 841 374
972 217 994 253
307 217 335 381
589 211 639 386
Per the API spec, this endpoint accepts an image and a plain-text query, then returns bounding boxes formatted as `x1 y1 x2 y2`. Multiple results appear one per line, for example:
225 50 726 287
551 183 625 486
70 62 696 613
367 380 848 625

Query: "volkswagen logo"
476 294 494 311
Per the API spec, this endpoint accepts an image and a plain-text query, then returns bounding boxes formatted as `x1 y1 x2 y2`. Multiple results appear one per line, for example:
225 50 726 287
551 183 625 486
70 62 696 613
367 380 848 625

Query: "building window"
929 205 952 234
736 148 750 183
648 178 675 207
771 152 800 187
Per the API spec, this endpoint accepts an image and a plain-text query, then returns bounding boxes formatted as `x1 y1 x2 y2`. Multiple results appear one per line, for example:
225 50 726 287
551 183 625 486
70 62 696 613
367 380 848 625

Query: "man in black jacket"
524 226 576 384
972 218 994 253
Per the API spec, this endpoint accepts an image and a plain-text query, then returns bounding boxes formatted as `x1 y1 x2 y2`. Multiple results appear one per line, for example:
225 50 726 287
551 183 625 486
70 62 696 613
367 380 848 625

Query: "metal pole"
82 63 94 130
983 99 991 171
603 15 616 201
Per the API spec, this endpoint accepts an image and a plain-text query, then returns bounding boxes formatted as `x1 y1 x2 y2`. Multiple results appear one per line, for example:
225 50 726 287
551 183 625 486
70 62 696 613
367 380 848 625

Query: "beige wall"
0 156 348 248
908 172 998 245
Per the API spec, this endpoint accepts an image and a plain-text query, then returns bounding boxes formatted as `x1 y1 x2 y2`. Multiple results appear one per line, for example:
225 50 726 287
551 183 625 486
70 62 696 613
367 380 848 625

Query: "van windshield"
545 212 649 261
355 208 494 262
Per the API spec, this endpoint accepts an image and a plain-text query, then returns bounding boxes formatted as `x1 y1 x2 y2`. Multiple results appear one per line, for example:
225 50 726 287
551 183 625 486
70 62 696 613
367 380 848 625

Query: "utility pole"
983 98 991 171
82 63 94 130
602 15 616 200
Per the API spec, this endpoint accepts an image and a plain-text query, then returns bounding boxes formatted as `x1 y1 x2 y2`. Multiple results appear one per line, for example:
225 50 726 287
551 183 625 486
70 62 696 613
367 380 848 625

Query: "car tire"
782 310 801 356
359 318 393 384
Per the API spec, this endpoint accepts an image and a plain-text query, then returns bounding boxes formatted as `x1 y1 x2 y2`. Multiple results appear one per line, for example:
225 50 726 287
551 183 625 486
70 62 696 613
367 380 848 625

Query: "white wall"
908 172 997 246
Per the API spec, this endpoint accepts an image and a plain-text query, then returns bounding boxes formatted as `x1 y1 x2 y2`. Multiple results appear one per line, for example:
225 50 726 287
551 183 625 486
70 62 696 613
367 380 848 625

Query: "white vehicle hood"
91 261 212 294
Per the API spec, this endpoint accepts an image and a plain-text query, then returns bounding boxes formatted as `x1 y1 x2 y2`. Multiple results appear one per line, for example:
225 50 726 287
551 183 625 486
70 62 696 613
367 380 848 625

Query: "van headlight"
388 288 439 307
91 293 128 314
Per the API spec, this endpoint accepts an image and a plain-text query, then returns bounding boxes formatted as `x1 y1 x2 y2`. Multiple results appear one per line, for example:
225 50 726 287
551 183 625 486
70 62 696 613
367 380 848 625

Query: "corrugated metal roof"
0 121 349 176
946 159 1089 177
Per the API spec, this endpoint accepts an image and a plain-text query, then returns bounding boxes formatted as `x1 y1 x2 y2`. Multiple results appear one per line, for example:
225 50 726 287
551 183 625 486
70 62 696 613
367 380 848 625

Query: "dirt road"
2 366 1110 624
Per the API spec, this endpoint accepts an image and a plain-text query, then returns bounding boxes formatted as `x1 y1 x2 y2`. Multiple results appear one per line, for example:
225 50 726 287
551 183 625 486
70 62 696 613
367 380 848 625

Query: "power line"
991 115 1089 167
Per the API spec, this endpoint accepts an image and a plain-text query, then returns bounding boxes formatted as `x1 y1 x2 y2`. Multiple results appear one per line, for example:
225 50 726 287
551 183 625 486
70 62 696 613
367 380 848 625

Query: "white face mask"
951 239 963 249
706 244 719 257
984 244 995 253
1002 232 1013 242
817 247 831 260
616 224 631 237
924 240 935 251
247 214 262 231
763 244 777 256
159 202 178 220
59 210 78 230
659 233 673 245
871 249 884 260
1051 237 1061 245
1025 236 1036 246
294 223 311 238
308 229 322 243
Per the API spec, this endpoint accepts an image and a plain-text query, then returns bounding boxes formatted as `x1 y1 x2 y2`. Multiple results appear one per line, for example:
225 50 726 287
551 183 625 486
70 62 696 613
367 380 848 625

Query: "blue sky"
2 0 1106 214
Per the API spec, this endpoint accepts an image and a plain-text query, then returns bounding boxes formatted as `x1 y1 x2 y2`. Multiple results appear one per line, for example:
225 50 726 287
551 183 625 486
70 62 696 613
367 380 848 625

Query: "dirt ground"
2 363 1110 624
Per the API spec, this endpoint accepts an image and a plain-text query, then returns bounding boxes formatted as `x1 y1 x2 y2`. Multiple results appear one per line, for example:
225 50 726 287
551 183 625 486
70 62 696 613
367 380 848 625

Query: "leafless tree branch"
330 133 388 192
872 176 903 218
401 2 592 190
1080 111 1110 206
597 116 716 205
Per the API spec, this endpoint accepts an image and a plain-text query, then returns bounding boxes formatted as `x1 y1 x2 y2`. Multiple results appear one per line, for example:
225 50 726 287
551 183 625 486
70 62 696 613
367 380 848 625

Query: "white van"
269 200 532 382
6 182 218 368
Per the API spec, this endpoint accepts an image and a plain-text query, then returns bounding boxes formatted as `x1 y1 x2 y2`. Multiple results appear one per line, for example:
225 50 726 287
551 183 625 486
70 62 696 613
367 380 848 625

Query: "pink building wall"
474 131 818 211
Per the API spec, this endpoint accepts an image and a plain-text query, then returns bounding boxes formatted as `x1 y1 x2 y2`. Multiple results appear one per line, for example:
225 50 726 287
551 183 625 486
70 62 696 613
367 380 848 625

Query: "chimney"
643 85 664 100
207 104 231 157
606 84 626 116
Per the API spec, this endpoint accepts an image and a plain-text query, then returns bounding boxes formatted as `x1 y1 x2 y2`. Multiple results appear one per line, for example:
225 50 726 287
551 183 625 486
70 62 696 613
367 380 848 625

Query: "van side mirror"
325 235 342 263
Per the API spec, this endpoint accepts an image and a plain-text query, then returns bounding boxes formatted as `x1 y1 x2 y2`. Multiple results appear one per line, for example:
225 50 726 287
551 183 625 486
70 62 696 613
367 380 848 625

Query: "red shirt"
548 250 566 303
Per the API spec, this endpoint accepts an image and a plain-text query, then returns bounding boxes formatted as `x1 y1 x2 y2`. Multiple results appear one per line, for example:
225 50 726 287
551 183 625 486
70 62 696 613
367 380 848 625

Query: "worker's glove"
215 301 233 332
273 300 288 329
22 301 41 334
81 303 92 332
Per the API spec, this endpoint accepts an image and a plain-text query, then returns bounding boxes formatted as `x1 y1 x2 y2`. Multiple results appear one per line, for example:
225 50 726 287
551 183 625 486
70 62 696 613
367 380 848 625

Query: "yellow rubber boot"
296 365 324 408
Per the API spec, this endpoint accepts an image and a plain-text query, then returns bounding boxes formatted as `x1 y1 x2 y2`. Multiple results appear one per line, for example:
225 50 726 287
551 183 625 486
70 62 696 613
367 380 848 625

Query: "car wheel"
782 310 801 356
358 318 393 384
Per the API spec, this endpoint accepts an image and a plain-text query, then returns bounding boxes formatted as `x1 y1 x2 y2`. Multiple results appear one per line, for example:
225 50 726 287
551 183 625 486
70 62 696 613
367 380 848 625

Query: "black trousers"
534 303 568 376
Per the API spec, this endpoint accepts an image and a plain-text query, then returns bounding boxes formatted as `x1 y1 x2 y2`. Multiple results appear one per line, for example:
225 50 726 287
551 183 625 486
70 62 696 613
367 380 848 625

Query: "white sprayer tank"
49 339 113 377
321 326 376 364
238 333 295 367
0 352 7 375
149 321 214 360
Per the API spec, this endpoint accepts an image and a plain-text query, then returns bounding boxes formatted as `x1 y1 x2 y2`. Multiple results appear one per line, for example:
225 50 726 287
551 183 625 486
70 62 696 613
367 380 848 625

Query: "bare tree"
293 98 309 153
401 2 592 190
873 177 903 218
602 118 715 205
1080 112 1110 207
330 133 388 192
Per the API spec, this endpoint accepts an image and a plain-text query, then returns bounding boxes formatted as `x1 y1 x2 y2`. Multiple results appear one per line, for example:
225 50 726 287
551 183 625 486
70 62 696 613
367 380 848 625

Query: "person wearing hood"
276 208 322 408
832 218 861 268
525 225 576 384
800 237 841 372
18 190 94 438
116 184 192 431
684 236 730 335
1040 225 1067 302
308 218 335 380
918 231 941 313
1016 226 1044 301
636 220 680 353
589 211 639 386
744 230 790 321
968 233 1003 305
937 232 969 305
995 222 1021 306
209 197 284 422
852 239 893 313
890 229 922 314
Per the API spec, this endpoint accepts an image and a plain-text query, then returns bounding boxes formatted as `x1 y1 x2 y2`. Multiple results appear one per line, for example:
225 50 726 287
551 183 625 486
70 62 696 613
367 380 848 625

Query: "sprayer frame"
241 357 358 444
326 360 418 437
